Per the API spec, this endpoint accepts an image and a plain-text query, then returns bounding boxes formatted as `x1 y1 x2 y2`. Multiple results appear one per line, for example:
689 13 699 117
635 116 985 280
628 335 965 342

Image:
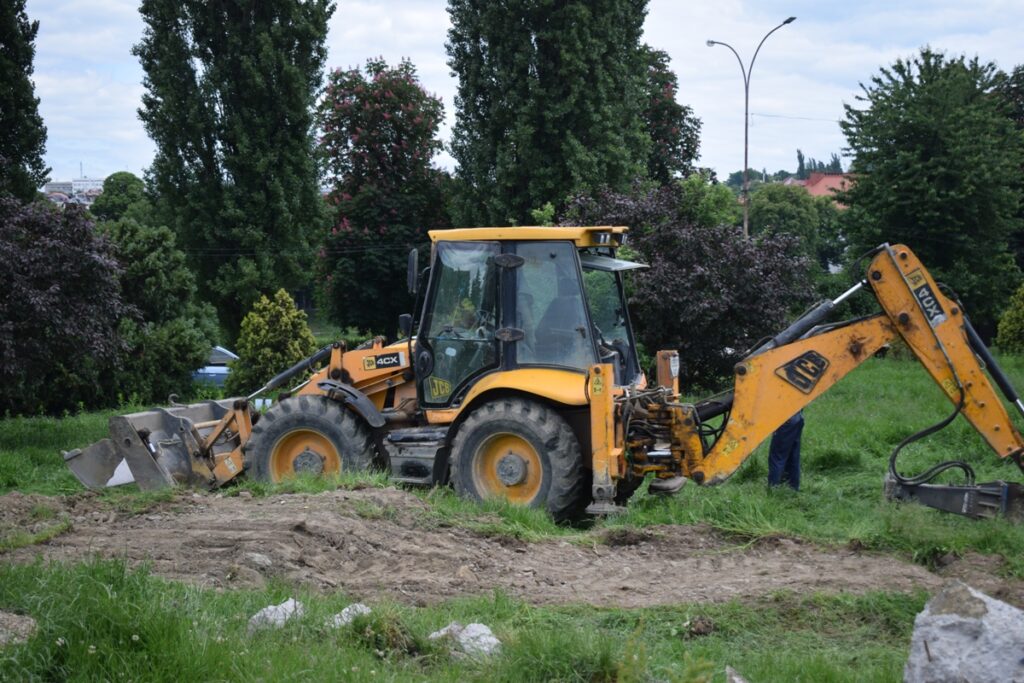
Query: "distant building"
782 172 853 205
42 176 106 208
44 181 73 195
71 177 105 193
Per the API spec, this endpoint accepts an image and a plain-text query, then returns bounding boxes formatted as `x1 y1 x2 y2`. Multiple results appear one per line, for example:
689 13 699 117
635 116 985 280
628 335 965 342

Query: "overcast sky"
28 0 1024 184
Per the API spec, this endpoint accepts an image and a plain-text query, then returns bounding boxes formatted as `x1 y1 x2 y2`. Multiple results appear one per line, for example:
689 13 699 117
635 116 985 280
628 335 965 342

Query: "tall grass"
0 559 923 682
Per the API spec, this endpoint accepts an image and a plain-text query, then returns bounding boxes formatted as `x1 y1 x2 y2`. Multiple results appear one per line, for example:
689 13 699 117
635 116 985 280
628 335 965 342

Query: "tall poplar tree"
0 0 49 201
447 0 650 225
133 0 334 335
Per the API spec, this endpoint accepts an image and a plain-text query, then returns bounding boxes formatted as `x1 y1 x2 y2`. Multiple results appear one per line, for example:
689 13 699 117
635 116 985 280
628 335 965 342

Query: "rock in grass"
326 603 371 628
429 621 501 657
725 665 750 683
904 580 1024 682
0 611 37 647
247 598 304 634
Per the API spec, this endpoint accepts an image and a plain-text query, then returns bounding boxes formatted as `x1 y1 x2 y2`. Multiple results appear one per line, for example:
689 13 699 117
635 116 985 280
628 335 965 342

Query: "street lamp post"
707 16 796 238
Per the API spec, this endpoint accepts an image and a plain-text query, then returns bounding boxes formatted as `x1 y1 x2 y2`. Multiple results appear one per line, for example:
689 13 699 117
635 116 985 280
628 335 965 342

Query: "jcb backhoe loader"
65 228 1024 520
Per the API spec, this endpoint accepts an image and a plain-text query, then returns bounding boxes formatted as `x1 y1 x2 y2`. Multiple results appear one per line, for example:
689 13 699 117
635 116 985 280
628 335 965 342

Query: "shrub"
225 289 317 396
996 283 1024 352
0 198 127 414
562 183 814 389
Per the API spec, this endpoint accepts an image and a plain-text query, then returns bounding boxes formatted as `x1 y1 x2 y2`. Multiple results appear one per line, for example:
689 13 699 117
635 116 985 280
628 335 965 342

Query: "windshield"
582 267 640 384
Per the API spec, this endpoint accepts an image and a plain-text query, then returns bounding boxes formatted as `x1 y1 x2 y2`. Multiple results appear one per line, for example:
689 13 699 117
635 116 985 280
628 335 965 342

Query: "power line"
750 112 842 123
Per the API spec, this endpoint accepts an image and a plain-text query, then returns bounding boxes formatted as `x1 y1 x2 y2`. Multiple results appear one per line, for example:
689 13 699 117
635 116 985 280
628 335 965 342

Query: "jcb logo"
429 376 452 399
907 269 947 328
776 351 830 394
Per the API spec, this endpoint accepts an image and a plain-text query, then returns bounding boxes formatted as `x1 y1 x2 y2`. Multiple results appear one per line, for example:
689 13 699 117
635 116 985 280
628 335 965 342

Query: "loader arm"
679 244 1024 518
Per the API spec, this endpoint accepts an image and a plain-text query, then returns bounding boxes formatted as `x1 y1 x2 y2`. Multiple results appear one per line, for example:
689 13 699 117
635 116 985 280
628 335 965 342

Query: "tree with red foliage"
641 46 701 184
562 183 813 388
0 198 128 414
317 57 449 335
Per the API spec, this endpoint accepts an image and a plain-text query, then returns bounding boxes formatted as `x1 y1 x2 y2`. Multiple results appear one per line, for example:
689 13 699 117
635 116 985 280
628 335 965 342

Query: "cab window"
422 241 499 405
515 242 596 370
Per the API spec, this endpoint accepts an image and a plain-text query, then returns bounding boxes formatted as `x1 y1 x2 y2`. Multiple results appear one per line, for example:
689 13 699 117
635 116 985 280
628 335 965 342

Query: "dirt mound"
0 487 1007 607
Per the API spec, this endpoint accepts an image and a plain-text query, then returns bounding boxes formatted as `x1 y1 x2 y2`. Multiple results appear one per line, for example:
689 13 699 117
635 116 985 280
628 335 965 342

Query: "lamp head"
783 16 796 24
706 39 716 47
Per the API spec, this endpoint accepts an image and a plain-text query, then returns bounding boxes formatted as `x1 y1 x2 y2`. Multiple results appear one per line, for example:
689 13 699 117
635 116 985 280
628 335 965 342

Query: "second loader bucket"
64 399 239 491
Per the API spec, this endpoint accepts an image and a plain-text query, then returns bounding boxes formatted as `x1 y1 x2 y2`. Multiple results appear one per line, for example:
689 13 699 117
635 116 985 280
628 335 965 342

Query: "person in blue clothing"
768 410 804 490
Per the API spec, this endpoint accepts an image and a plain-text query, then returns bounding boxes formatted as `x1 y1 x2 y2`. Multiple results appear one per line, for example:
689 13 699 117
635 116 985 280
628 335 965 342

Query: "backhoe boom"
653 244 1024 520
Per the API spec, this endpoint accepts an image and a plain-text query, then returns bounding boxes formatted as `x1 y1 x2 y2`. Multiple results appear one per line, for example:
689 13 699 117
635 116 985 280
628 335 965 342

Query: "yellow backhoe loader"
65 227 1024 520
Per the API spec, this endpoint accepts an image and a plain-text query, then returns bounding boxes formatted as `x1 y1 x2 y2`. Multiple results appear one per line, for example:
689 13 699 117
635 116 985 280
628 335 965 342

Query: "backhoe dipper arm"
687 244 1024 492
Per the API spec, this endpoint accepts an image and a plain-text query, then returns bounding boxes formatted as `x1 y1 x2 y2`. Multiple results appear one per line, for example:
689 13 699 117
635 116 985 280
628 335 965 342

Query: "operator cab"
410 228 646 409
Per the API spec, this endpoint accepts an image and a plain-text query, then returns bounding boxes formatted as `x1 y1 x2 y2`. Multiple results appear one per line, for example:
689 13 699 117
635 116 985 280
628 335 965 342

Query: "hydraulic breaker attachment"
63 399 251 490
884 474 1024 521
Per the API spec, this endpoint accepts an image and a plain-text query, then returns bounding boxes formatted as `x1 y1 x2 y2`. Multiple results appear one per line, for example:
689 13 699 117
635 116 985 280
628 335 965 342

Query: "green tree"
225 289 317 396
640 46 701 184
90 172 146 222
676 173 740 228
749 184 843 270
447 0 650 225
317 58 448 335
133 0 334 336
840 48 1024 334
995 65 1024 270
99 215 217 403
0 0 48 201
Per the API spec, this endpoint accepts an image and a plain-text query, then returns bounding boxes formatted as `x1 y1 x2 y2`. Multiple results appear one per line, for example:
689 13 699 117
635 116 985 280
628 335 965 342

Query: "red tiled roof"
803 172 852 197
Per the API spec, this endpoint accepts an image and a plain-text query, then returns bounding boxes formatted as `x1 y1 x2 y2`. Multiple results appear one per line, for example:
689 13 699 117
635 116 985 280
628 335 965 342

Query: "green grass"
0 559 924 682
2 357 1023 574
0 409 120 495
0 518 72 552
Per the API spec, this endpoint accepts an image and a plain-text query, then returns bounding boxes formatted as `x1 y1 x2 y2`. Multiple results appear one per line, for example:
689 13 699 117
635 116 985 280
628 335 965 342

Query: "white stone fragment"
429 621 501 657
326 603 372 628
247 598 304 634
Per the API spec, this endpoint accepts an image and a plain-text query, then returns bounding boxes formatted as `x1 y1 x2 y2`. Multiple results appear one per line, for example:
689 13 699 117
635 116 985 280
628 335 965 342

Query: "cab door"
415 241 501 407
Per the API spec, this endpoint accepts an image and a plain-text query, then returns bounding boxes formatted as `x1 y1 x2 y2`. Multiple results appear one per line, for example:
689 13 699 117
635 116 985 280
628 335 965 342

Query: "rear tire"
450 398 588 521
246 395 374 483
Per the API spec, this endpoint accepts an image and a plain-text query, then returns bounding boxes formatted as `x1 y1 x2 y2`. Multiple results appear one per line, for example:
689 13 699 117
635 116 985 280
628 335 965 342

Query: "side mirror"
398 313 413 338
407 248 419 295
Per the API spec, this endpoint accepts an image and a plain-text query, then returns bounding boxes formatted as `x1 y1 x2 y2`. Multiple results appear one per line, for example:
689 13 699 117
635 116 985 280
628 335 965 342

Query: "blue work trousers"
768 411 804 490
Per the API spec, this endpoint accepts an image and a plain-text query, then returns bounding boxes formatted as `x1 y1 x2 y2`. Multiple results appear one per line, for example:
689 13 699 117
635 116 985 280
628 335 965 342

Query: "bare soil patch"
1 487 1017 608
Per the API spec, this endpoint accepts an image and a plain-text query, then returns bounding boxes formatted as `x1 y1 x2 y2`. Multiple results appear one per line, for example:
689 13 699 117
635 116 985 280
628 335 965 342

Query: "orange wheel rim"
471 433 543 505
269 429 341 482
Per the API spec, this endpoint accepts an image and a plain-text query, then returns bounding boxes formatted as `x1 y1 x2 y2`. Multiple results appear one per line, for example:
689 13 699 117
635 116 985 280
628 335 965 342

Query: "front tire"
246 395 374 482
450 398 588 520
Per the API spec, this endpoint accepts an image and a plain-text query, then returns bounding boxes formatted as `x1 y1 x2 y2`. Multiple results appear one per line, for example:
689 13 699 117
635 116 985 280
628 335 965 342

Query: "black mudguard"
316 380 387 429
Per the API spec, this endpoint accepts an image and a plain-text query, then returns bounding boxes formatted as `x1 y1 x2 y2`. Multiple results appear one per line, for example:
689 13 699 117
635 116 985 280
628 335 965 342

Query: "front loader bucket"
63 399 239 490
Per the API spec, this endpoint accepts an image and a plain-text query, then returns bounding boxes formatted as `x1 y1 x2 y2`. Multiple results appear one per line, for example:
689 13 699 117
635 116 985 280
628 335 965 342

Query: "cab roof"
428 225 628 248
